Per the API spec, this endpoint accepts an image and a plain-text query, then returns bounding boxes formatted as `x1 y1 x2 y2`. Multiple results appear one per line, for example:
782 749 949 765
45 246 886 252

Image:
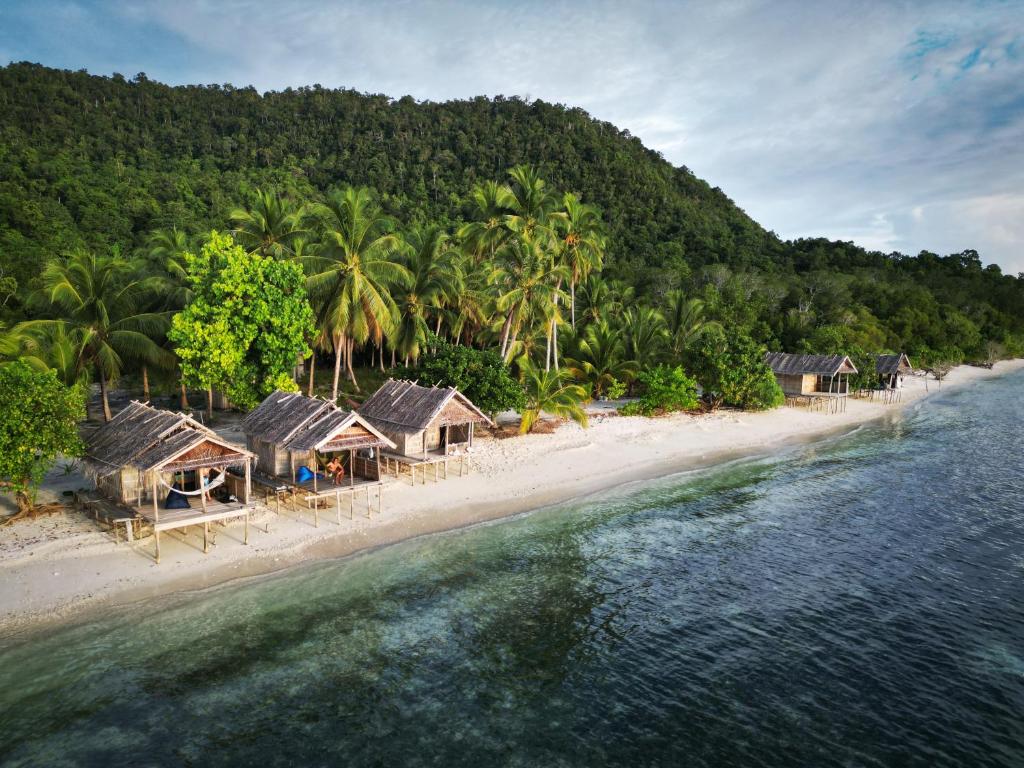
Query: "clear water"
2 371 1023 767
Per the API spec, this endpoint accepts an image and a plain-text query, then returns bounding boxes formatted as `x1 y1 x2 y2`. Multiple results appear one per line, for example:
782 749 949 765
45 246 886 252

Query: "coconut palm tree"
504 165 563 242
621 306 669 369
229 188 307 259
666 291 720 357
394 225 463 364
17 251 171 421
491 235 568 363
458 180 514 262
558 193 605 328
304 187 410 397
519 365 589 434
564 319 638 398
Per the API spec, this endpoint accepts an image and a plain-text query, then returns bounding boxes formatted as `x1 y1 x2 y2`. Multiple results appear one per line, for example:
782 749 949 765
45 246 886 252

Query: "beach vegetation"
0 361 84 513
519 366 589 434
690 328 784 411
619 365 699 416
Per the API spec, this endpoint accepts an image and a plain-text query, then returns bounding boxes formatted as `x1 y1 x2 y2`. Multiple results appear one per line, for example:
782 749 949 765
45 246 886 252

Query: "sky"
2 0 1023 273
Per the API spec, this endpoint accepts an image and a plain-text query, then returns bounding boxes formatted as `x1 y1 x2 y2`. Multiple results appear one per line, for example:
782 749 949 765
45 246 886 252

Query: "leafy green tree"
665 291 719 357
0 361 84 513
492 235 567 363
690 327 783 411
558 193 605 328
519 366 588 434
19 250 170 421
402 335 524 417
620 365 699 416
168 232 314 412
621 306 669 369
305 187 410 395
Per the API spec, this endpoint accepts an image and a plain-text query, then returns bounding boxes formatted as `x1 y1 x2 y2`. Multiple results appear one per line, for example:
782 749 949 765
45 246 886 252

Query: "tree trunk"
571 279 576 329
206 386 213 421
307 352 316 397
435 315 442 337
378 343 385 372
142 365 150 402
332 332 343 402
391 348 396 368
346 337 360 392
99 372 112 422
545 317 552 372
179 379 190 410
498 312 514 359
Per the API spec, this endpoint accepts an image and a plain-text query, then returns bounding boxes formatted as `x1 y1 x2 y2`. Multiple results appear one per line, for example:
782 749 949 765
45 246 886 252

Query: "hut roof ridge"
765 351 858 376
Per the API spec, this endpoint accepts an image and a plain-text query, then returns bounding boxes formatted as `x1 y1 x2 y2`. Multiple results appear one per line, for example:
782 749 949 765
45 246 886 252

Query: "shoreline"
2 360 1021 640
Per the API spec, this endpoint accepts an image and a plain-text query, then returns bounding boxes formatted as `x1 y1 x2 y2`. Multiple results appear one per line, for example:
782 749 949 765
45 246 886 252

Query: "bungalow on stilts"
82 401 256 563
765 352 858 414
242 391 396 525
358 379 494 485
874 353 913 403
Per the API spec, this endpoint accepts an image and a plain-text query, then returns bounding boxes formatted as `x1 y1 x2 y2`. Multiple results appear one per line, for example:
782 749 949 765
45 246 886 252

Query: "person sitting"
325 456 346 484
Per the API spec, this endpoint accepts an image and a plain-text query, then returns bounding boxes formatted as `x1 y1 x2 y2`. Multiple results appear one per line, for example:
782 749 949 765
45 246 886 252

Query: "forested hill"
1 62 1022 361
0 61 769 288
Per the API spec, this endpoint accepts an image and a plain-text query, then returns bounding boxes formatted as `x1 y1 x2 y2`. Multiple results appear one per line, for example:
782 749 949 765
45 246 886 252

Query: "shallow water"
2 372 1024 767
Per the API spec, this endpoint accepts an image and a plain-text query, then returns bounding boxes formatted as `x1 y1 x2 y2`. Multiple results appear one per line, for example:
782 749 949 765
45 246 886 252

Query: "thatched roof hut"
765 352 858 397
358 379 493 458
243 391 395 479
877 353 913 388
83 401 253 506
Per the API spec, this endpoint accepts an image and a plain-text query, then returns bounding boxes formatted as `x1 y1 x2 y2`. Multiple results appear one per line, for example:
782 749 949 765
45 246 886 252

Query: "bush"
401 335 525 416
618 365 699 417
689 328 784 411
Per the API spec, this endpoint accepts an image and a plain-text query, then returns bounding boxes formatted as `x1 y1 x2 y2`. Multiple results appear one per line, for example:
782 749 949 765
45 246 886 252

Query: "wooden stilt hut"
357 379 494 483
82 401 256 563
242 391 396 523
876 353 913 389
765 352 858 413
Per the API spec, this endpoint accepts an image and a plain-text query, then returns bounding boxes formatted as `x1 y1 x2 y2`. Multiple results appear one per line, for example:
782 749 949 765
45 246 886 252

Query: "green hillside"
1 62 1022 364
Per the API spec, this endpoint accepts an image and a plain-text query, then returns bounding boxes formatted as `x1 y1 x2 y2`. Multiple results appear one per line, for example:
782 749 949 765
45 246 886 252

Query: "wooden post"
349 450 354 487
290 452 296 484
336 490 341 525
155 529 161 564
244 459 251 505
443 426 449 457
204 522 209 553
151 472 159 523
366 486 372 518
200 468 208 515
349 490 354 520
244 511 249 544
312 450 318 494
375 451 381 482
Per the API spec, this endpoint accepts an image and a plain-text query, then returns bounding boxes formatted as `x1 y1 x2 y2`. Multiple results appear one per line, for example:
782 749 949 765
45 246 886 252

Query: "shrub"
618 365 699 416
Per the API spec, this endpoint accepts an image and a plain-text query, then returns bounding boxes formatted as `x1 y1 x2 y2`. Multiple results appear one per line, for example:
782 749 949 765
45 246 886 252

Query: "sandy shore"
2 360 1021 638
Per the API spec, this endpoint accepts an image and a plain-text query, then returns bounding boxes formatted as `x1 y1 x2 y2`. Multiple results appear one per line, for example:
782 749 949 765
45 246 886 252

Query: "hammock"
157 470 226 496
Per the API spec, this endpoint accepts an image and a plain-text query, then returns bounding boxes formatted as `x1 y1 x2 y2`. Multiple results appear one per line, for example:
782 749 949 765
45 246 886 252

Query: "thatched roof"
765 352 858 376
358 379 494 434
244 391 395 452
242 391 331 444
877 353 912 375
83 401 252 477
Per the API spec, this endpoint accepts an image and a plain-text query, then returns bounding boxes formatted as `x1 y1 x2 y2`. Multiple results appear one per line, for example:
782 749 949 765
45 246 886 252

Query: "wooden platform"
136 500 255 563
784 393 849 414
250 471 385 527
381 451 471 485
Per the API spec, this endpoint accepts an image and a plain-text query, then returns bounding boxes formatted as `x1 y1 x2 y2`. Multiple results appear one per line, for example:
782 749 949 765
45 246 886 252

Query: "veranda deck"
380 451 471 485
136 499 256 563
783 392 850 414
250 470 385 527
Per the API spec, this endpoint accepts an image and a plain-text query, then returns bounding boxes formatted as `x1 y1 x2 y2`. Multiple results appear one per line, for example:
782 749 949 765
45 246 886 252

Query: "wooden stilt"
155 529 161 564
203 522 209 553
244 512 249 544
349 491 354 520
336 490 342 525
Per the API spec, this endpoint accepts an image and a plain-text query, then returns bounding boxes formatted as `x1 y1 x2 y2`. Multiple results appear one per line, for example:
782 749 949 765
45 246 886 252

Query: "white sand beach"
2 360 1021 637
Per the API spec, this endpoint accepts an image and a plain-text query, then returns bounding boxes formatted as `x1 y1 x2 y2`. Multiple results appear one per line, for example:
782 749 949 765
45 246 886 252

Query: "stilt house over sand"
243 390 395 487
877 353 913 389
82 401 255 562
358 379 494 459
765 352 858 397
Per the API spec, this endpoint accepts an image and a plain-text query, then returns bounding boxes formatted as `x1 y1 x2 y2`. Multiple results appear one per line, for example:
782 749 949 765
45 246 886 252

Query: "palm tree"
17 251 171 421
304 187 410 397
564 319 638 399
229 188 307 259
558 193 605 328
394 225 463 364
519 365 589 434
504 165 563 242
491 235 568 363
621 306 669 369
458 180 513 262
666 291 720 357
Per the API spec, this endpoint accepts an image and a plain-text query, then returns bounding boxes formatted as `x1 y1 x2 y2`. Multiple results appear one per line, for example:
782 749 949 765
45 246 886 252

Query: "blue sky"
2 0 1023 273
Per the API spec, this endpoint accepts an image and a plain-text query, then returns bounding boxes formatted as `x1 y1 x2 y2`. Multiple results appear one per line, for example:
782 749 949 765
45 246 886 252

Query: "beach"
2 360 1021 637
